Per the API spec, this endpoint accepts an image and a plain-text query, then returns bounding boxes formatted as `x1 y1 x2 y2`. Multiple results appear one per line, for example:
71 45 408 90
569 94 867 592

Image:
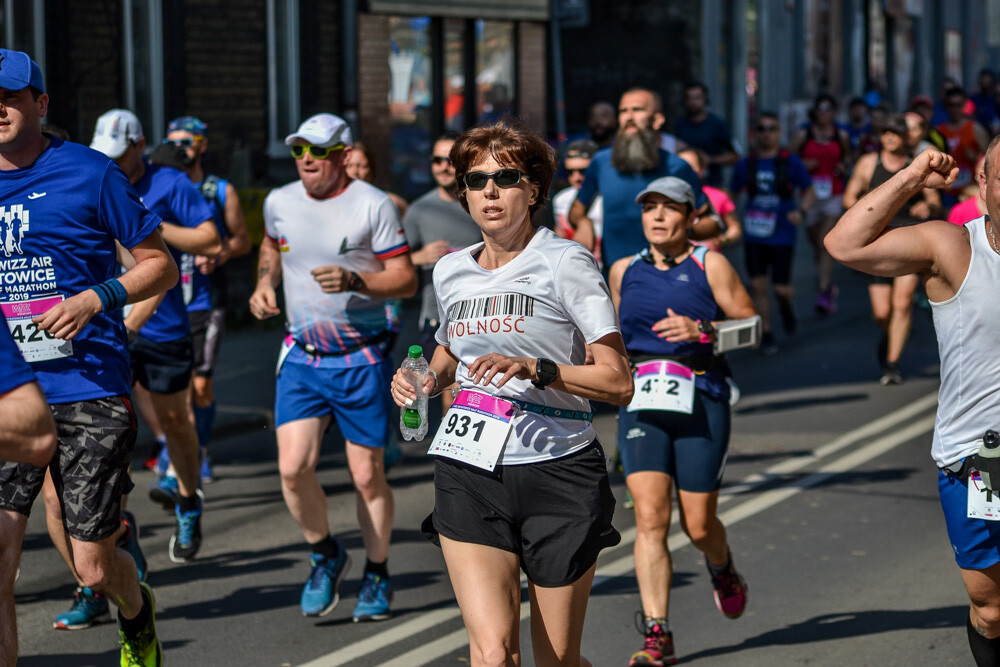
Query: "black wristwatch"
697 319 716 336
532 358 558 390
347 271 364 292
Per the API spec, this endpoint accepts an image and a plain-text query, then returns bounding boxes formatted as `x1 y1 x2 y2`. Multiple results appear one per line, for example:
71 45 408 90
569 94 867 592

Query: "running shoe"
119 510 147 582
779 299 797 335
152 443 170 477
54 586 110 630
814 284 839 316
142 436 166 471
629 618 677 666
706 549 748 619
879 362 903 386
149 475 179 510
353 572 392 621
168 501 202 563
200 447 215 483
118 582 162 666
301 551 351 617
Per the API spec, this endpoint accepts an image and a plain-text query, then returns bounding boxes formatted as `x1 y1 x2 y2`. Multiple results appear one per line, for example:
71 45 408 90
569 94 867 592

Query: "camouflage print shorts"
0 395 136 542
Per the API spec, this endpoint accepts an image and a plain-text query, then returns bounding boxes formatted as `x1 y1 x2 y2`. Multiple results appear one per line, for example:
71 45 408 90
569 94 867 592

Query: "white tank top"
930 216 1000 467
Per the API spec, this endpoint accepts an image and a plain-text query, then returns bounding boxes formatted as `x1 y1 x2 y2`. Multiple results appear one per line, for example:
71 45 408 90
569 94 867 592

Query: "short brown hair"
450 119 557 218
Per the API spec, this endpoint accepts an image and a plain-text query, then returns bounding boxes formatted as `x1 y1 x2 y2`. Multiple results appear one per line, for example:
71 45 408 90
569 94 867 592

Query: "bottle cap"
408 345 423 359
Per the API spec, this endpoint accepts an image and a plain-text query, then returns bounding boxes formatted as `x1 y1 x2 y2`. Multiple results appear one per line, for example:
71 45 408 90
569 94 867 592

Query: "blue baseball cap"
166 115 207 137
0 49 44 93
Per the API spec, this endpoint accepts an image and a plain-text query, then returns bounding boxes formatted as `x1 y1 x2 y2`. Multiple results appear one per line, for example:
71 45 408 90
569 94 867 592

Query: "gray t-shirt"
402 188 483 324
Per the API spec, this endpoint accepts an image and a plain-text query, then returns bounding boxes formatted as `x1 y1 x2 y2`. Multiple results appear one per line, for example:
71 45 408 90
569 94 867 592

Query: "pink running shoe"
707 549 748 619
814 284 839 316
629 619 677 666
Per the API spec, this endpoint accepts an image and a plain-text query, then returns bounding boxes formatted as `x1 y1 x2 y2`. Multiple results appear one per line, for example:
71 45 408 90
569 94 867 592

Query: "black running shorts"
423 442 621 587
131 334 194 394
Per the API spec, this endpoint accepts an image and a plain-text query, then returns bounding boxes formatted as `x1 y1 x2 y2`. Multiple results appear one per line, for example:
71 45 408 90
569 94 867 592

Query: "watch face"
698 320 714 334
536 358 558 386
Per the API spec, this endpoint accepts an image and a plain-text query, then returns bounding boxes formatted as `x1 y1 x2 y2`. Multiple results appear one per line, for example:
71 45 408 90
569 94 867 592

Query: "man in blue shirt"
675 83 739 187
731 111 815 353
0 49 176 666
570 87 707 268
90 109 220 565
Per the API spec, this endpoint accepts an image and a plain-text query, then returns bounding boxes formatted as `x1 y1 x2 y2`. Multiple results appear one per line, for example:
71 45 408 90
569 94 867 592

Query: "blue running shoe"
169 502 202 563
152 444 170 477
149 475 178 510
118 511 147 582
54 586 110 630
352 572 392 622
199 447 215 483
300 551 351 617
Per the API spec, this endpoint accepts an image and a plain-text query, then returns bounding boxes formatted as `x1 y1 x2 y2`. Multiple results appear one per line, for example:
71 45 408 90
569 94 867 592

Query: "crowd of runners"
2 43 1000 667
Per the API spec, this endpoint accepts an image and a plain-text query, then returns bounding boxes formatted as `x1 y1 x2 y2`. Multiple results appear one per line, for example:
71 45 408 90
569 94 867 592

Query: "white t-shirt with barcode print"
433 226 620 464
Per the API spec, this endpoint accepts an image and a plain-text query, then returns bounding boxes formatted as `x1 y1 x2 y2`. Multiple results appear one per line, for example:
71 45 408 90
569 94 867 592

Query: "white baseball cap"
90 109 144 159
284 113 353 148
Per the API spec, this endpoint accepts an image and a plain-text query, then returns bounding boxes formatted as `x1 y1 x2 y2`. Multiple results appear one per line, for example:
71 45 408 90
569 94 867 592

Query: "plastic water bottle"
974 430 1000 490
400 345 429 441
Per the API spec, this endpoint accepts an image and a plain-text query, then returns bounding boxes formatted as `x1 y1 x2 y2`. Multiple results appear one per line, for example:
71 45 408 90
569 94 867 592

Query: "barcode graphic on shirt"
448 293 535 320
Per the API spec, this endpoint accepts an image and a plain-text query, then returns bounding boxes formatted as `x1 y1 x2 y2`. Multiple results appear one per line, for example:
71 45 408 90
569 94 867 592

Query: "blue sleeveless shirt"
618 245 728 399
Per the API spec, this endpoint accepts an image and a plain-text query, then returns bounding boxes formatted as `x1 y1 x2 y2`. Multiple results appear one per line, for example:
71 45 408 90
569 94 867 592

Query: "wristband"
92 279 128 312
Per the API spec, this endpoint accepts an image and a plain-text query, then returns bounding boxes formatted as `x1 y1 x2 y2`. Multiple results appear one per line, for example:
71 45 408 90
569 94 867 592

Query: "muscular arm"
0 380 57 467
159 219 222 257
825 149 968 299
120 233 177 332
705 252 757 320
310 253 417 299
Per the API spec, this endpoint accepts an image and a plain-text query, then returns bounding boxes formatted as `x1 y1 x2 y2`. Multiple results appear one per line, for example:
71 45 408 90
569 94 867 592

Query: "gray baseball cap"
635 176 695 208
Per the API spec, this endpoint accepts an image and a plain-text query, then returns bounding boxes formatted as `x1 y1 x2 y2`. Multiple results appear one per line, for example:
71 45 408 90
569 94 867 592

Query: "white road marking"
300 392 939 666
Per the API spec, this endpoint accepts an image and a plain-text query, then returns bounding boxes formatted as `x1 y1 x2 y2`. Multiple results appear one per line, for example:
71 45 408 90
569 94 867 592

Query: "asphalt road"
11 239 974 666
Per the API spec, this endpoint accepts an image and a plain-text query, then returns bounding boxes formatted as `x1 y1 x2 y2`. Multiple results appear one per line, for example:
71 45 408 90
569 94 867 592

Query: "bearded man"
569 87 707 267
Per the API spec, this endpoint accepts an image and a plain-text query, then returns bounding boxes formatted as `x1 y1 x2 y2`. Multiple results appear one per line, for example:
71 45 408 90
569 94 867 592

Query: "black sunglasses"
757 125 780 132
163 138 199 148
464 169 529 190
567 168 587 176
431 156 452 165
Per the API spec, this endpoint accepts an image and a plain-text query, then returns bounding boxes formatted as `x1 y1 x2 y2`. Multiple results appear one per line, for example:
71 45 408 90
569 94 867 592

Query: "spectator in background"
791 94 852 316
909 95 948 152
678 148 742 250
936 86 990 209
553 139 604 263
905 111 937 156
841 96 871 162
675 82 739 187
948 154 987 225
971 69 999 134
588 101 618 149
347 141 409 218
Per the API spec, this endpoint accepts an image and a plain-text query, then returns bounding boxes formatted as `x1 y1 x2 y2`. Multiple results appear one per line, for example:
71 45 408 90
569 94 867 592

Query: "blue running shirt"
0 138 161 403
132 163 215 342
0 314 37 395
183 176 229 313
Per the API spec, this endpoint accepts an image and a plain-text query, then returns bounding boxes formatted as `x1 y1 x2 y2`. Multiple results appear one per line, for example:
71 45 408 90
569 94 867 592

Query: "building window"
475 20 515 125
267 0 301 157
123 0 164 141
388 15 433 200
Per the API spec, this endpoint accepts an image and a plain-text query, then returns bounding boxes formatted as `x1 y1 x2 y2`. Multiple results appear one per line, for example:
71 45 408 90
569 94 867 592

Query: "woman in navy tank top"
607 176 757 666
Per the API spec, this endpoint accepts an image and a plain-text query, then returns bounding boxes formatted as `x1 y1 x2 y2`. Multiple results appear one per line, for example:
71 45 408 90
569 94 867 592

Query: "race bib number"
967 471 1000 520
1 296 73 362
745 210 777 238
428 390 515 471
627 360 695 414
813 175 833 200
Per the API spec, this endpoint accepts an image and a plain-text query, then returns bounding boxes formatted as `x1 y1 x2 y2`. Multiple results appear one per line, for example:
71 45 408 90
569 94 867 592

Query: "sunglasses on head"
290 143 346 159
464 168 529 190
431 155 452 166
163 137 201 148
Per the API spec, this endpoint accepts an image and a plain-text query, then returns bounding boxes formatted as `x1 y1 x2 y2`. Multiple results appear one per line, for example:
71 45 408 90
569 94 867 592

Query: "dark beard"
611 127 661 173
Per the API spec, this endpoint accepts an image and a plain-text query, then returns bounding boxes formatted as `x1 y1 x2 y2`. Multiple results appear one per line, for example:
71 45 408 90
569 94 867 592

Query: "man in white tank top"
826 142 1000 666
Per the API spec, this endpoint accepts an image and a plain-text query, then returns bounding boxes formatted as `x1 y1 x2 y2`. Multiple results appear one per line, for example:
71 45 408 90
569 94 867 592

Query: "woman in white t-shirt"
391 120 633 667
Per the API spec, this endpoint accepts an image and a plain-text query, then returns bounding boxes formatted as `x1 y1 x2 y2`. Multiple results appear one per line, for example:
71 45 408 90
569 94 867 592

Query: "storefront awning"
368 0 548 21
